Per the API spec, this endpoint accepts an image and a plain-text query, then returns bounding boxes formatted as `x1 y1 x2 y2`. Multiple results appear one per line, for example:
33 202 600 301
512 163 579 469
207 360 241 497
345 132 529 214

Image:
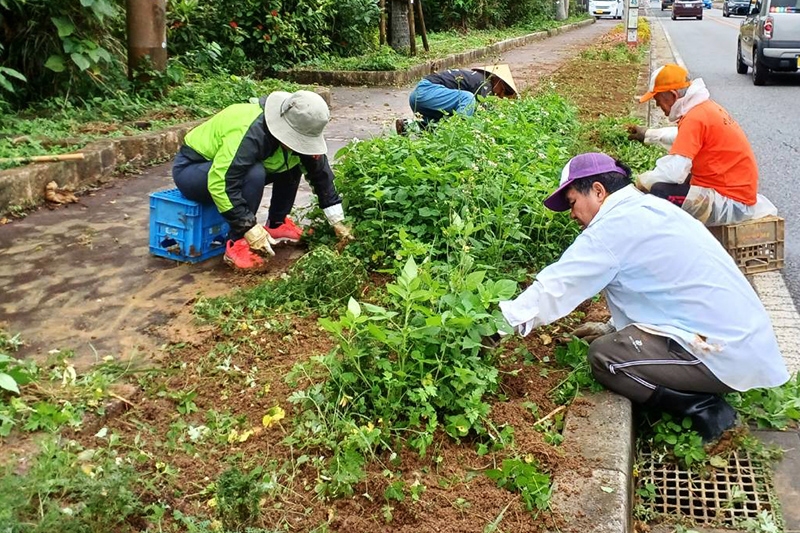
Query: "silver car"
736 0 800 84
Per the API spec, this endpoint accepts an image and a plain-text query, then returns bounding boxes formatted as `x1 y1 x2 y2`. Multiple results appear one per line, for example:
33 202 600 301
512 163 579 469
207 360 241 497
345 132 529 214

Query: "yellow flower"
339 394 352 407
206 498 217 508
262 406 286 428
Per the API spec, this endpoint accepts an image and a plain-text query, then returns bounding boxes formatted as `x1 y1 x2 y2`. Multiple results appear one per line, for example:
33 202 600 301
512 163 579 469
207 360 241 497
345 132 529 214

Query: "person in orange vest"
629 64 775 226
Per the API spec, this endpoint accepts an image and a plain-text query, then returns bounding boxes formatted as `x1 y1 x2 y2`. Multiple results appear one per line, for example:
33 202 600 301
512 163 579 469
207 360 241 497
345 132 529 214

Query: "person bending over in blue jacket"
395 64 517 134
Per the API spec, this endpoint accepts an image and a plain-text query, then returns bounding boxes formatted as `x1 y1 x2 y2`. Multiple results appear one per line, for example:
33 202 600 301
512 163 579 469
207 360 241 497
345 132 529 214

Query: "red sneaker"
224 239 264 269
265 217 304 244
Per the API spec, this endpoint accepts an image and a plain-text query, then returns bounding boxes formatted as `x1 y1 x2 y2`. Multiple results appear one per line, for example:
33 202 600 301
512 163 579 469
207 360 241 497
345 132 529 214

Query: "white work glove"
244 225 276 256
571 321 615 343
627 124 647 143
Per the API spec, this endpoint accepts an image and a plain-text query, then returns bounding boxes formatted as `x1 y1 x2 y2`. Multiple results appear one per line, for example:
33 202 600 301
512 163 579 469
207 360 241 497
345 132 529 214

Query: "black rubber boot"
645 386 737 443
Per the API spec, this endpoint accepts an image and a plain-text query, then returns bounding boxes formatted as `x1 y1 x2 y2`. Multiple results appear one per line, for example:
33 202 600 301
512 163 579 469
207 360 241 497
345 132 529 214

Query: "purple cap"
543 152 629 212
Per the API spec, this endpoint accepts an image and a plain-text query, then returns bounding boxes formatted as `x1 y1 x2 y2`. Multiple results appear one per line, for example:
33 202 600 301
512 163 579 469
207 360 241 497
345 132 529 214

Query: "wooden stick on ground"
415 0 430 52
0 153 85 165
532 405 566 427
407 0 417 56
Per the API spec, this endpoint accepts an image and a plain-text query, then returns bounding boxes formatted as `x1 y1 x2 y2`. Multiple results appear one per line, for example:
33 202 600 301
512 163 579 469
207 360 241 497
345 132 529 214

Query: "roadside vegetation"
0 0 585 165
2 16 798 533
0 75 300 169
294 15 590 72
0 86 610 531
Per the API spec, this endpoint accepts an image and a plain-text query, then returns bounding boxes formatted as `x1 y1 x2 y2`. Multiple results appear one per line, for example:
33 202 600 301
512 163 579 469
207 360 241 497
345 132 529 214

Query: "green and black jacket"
183 95 341 235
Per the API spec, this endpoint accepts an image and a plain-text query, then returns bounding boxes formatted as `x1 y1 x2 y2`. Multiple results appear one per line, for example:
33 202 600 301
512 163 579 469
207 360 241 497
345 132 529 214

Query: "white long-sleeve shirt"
499 185 789 391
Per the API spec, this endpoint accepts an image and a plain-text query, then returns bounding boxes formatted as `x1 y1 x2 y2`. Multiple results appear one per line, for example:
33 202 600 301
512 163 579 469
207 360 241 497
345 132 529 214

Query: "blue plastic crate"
149 188 229 263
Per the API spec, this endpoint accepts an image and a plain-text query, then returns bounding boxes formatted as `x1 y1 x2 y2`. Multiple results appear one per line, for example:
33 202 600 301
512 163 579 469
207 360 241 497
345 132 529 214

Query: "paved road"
649 2 800 305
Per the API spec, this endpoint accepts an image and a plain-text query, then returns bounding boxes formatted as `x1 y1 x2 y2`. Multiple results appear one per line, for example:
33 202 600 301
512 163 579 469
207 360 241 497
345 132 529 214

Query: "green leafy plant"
740 510 781 533
485 457 551 513
214 466 266 531
550 337 603 405
1 0 125 105
726 373 800 429
579 117 666 174
0 60 26 96
0 437 148 532
314 94 582 273
651 413 706 467
287 252 515 496
174 390 199 415
0 333 35 395
196 245 367 332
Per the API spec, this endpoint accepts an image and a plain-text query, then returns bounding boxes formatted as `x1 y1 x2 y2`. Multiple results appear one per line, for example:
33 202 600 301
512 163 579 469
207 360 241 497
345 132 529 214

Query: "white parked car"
590 0 624 18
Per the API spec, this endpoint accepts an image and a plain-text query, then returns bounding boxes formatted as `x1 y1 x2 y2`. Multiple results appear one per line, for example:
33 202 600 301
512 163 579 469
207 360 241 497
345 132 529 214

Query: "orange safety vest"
670 100 758 206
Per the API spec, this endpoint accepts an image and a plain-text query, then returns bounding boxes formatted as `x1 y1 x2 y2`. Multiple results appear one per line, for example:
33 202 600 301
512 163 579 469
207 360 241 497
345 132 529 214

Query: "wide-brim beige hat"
473 64 518 95
265 90 329 155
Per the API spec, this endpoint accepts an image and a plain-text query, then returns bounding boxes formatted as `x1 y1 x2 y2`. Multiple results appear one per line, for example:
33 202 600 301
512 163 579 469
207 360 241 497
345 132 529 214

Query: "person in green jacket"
172 90 352 269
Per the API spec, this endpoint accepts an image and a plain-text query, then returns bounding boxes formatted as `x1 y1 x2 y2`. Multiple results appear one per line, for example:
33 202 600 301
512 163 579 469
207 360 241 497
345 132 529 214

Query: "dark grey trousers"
588 325 735 403
172 148 302 240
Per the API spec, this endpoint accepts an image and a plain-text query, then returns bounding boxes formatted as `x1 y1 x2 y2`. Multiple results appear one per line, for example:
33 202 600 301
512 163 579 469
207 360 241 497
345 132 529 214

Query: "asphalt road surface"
649 1 800 305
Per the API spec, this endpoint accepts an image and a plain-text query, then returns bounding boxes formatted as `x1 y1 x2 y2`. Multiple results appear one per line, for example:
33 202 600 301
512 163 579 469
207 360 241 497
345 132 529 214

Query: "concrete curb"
0 87 333 217
278 19 596 87
0 120 203 216
549 392 634 533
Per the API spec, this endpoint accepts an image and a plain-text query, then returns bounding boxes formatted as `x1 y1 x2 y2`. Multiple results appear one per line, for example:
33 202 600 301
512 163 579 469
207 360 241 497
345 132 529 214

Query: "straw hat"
265 90 329 155
473 64 518 95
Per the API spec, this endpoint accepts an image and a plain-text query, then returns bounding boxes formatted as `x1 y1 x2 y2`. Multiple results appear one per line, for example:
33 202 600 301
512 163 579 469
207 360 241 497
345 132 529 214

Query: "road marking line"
709 16 741 29
651 11 688 67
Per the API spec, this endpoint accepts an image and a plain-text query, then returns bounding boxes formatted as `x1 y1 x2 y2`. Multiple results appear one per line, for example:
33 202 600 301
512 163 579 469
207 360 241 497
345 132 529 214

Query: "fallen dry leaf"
539 333 552 345
45 181 78 204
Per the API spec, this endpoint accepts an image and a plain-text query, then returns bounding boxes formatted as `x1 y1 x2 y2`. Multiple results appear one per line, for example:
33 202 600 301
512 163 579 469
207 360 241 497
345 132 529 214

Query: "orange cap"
639 64 691 103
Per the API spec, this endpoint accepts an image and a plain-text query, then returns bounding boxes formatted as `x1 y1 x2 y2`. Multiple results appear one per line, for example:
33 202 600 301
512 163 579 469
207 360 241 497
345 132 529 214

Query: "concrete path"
0 20 616 364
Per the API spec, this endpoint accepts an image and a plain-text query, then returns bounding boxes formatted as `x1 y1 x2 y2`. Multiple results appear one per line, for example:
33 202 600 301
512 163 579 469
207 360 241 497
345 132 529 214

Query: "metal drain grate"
637 450 776 526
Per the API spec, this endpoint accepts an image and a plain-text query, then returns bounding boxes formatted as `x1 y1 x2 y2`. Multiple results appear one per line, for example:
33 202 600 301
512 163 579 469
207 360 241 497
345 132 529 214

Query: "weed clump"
320 93 582 273
196 245 367 330
214 467 265 532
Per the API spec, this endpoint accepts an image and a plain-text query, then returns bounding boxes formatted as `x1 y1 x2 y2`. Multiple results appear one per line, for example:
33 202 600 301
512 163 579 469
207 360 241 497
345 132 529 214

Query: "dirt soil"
62 300 605 533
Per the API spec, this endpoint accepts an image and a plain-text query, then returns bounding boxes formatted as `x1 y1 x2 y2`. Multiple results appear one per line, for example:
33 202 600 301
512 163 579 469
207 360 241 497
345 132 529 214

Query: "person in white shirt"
499 152 789 442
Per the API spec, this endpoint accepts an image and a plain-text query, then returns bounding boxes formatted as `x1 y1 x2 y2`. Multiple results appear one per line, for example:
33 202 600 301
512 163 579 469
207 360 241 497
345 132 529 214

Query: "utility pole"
126 0 167 79
625 0 639 46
